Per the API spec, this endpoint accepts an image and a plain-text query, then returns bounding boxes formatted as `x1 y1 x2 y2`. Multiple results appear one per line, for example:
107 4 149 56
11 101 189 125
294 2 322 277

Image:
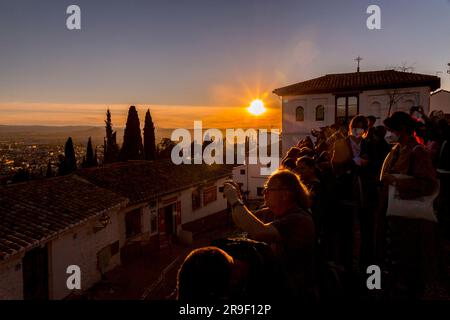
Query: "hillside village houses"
0 160 232 299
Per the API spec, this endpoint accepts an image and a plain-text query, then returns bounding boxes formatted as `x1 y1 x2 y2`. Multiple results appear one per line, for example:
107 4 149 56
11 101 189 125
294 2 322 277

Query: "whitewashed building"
0 160 233 300
78 161 233 249
0 175 128 300
232 163 268 201
273 70 440 154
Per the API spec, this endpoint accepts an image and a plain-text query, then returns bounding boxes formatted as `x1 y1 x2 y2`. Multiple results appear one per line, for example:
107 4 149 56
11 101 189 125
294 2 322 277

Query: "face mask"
385 131 399 144
413 111 422 119
352 128 364 138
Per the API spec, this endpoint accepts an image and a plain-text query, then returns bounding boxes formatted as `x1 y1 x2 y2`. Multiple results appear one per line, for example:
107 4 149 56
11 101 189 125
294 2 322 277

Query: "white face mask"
352 128 365 138
385 131 399 144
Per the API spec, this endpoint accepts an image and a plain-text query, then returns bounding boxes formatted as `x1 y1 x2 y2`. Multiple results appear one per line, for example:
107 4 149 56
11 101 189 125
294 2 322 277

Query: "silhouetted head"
367 115 377 128
349 115 369 139
280 157 297 171
298 147 315 158
383 111 418 145
373 125 387 141
295 156 317 182
285 147 302 159
177 246 234 301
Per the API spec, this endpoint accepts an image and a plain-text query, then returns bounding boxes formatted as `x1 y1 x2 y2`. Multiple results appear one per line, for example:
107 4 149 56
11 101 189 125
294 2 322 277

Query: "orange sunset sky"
0 101 281 129
2 1 450 130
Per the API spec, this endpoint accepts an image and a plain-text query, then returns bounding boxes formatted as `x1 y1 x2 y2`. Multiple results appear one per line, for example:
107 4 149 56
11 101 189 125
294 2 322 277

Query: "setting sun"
247 99 266 116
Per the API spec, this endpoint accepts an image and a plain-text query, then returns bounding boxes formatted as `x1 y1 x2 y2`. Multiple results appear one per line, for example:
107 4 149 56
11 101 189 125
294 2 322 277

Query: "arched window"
315 105 324 121
296 106 304 122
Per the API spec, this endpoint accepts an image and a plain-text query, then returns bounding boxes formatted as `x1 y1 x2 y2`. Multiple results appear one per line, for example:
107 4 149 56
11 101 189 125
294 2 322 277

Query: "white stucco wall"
360 86 430 123
49 207 122 300
280 86 431 154
0 255 24 300
431 90 450 114
180 177 229 225
232 164 268 200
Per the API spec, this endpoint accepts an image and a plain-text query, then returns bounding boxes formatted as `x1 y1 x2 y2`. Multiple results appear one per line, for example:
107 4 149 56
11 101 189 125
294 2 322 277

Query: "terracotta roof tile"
273 70 440 96
0 160 233 261
77 160 234 205
0 175 128 260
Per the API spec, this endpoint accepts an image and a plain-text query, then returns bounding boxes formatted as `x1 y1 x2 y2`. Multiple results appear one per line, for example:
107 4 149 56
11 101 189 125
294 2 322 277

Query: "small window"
315 105 324 121
192 188 201 210
240 169 245 175
203 186 217 206
296 106 304 122
257 187 264 196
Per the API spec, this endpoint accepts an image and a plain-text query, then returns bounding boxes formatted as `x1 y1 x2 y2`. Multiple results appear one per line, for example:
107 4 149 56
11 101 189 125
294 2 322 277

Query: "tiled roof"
273 70 440 96
0 160 233 261
0 176 128 261
77 160 234 205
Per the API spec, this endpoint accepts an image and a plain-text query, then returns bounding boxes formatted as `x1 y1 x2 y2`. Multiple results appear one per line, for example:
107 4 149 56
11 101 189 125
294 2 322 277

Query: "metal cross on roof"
355 56 363 72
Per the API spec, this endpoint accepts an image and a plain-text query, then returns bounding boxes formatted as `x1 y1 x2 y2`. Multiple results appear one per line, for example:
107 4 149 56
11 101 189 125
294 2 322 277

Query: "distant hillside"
0 125 280 147
0 125 173 146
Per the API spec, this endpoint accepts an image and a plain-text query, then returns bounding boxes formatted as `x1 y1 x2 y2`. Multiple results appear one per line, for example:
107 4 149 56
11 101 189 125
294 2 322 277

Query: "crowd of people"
175 107 450 301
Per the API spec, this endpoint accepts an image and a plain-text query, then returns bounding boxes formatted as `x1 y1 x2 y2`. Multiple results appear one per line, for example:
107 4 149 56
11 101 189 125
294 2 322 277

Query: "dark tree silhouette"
65 137 77 172
120 106 144 161
94 147 98 165
157 138 177 159
103 109 119 163
58 137 77 175
143 109 156 160
45 161 53 177
82 137 98 168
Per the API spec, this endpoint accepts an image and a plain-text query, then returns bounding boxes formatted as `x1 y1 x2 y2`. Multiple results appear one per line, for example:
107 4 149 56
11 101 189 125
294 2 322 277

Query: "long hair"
266 169 311 210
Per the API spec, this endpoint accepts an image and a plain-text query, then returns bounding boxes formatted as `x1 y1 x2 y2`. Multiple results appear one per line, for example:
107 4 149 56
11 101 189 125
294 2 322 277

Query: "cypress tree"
64 137 77 173
82 137 97 168
120 106 144 160
143 109 156 160
94 147 99 166
104 109 119 163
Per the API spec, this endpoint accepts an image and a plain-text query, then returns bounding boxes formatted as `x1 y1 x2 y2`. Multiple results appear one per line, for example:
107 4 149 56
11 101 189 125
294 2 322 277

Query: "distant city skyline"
1 0 450 126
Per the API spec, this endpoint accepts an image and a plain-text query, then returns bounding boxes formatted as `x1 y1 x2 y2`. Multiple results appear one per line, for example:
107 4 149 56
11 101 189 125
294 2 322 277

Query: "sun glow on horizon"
247 99 266 116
